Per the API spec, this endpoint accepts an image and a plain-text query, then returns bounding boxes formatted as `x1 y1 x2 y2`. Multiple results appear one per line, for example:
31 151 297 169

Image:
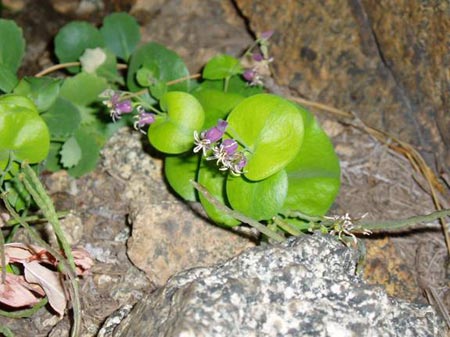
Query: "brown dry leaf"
5 243 54 264
23 261 67 316
71 247 94 276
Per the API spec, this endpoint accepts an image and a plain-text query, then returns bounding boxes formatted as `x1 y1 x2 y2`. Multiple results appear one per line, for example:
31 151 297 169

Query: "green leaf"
67 127 101 177
0 67 18 93
0 94 50 167
80 48 122 84
199 76 263 97
41 97 81 138
0 19 25 72
127 42 190 92
100 12 140 61
164 154 199 201
14 77 61 112
60 136 82 168
226 94 304 181
226 169 288 220
282 107 340 216
203 54 242 80
197 160 239 227
60 72 108 106
54 21 104 73
4 177 30 212
44 142 63 172
148 92 204 154
192 88 244 129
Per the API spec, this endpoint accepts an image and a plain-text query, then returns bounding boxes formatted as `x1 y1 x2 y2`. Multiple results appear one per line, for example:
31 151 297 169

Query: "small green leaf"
60 136 82 168
164 154 199 201
226 94 304 181
100 12 140 61
127 42 190 92
0 67 18 93
199 76 263 97
14 77 61 112
44 142 63 172
0 19 25 72
67 128 101 177
203 54 242 80
148 92 204 154
197 160 239 227
282 107 340 216
54 21 105 73
226 169 288 220
136 67 158 87
41 97 81 138
60 72 108 106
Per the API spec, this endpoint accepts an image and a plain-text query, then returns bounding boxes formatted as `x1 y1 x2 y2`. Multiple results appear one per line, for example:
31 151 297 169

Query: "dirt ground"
1 1 449 336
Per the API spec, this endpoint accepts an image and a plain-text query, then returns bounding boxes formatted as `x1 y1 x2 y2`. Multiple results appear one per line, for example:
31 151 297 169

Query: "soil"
1 1 449 336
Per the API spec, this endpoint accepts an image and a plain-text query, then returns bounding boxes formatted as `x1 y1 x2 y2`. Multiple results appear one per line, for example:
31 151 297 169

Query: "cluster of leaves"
0 12 341 232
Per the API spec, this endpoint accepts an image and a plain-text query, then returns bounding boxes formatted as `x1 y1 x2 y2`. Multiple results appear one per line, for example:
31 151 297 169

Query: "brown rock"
235 0 450 171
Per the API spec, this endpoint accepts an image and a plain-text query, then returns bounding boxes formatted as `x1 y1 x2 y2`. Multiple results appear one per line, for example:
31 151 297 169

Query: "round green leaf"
226 169 288 220
60 72 108 106
148 92 204 154
0 19 25 72
127 42 190 92
192 88 244 129
226 94 304 181
198 160 239 227
282 107 341 216
100 12 140 61
203 54 242 80
54 21 104 73
164 154 199 201
14 77 61 112
0 94 50 166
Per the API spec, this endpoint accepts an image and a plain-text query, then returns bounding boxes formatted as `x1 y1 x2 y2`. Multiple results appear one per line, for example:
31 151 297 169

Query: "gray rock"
113 234 445 337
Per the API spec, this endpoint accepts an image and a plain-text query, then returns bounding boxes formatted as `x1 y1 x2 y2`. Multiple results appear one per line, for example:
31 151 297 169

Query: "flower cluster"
242 31 274 86
101 89 156 134
193 120 247 175
325 213 371 245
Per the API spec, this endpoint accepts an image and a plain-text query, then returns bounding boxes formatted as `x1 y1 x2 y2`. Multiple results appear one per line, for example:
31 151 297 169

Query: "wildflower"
100 89 133 122
208 138 238 165
193 120 228 155
133 106 155 134
242 52 273 86
259 30 274 40
326 213 371 245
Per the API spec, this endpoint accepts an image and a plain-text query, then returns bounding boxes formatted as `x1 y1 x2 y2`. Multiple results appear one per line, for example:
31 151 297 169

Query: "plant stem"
191 180 285 242
0 298 48 318
357 209 450 232
3 211 70 227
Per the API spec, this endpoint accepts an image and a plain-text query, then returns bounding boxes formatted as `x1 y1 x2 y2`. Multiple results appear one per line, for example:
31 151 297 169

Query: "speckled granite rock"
101 128 255 286
112 234 444 337
235 0 450 171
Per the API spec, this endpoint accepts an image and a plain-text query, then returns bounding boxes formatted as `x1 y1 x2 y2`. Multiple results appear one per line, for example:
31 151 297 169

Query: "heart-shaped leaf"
148 92 204 154
197 160 239 227
164 154 199 201
282 107 340 215
226 94 304 180
226 169 288 220
100 12 140 61
14 77 61 112
54 21 104 73
0 95 50 170
203 54 242 80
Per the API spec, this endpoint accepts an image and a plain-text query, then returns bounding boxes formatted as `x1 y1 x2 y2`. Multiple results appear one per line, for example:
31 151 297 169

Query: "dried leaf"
72 247 94 275
0 274 41 308
5 243 55 265
24 261 67 316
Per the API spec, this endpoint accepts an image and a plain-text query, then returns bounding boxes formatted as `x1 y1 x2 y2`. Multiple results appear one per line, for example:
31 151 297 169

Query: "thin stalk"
357 209 450 232
191 180 285 242
0 298 48 318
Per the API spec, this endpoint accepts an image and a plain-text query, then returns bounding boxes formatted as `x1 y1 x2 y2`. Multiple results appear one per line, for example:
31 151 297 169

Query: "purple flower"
260 30 274 40
133 106 155 134
193 120 228 155
252 53 264 62
101 89 133 122
243 69 256 82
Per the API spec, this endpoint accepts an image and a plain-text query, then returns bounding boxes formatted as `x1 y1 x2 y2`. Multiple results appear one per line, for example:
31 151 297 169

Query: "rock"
234 0 450 172
112 234 444 337
101 128 255 286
